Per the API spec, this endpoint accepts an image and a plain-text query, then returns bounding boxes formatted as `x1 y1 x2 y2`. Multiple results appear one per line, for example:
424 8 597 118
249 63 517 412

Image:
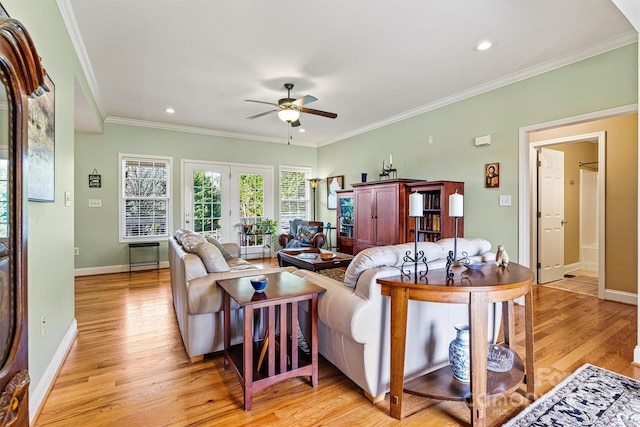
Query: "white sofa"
293 238 501 401
169 229 296 361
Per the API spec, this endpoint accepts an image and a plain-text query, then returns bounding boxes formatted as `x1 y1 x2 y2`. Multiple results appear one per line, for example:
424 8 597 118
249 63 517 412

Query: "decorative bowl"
464 261 485 270
249 276 268 292
319 252 337 260
487 345 514 372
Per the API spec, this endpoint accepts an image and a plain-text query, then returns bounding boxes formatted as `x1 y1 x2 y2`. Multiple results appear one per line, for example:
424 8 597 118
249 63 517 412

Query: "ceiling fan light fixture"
278 108 300 123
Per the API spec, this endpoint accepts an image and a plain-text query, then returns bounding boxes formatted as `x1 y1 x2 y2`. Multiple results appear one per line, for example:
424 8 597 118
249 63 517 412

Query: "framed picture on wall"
327 175 343 210
485 163 499 188
28 74 55 202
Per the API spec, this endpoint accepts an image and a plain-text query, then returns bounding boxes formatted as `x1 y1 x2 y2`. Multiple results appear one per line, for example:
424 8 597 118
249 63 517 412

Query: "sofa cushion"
297 225 318 244
344 242 444 288
192 241 230 273
180 232 206 252
436 237 491 258
206 236 233 261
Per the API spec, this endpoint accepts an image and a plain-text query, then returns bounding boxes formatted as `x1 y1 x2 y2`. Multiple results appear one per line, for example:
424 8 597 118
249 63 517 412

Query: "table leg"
243 306 254 411
502 300 515 347
223 292 230 369
524 288 535 398
470 292 489 427
389 286 410 420
310 294 319 387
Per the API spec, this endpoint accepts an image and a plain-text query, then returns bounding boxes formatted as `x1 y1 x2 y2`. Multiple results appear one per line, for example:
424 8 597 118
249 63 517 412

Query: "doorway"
519 124 608 299
535 137 603 296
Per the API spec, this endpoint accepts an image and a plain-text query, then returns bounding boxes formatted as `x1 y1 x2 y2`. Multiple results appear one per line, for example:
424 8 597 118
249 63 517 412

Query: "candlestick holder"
445 216 469 279
401 218 428 279
379 161 397 180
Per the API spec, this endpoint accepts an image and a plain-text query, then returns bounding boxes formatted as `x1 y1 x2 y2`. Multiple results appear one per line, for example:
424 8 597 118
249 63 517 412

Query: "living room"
1 0 639 425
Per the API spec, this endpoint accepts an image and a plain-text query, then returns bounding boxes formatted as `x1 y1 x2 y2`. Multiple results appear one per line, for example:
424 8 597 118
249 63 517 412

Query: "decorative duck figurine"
495 245 509 268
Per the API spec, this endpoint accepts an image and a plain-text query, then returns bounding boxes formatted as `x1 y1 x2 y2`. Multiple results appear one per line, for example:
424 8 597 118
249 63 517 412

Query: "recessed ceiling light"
165 108 175 114
474 40 495 51
298 128 306 133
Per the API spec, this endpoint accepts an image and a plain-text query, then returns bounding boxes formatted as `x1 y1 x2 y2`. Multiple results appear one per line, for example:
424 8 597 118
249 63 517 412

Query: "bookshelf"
406 181 464 242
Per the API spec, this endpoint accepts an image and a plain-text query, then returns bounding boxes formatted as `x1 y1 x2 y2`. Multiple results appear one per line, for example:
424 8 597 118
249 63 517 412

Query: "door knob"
185 219 190 224
561 220 567 226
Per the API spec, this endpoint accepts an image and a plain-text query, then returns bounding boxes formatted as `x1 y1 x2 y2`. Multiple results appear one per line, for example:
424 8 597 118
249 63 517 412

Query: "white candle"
390 154 393 165
449 192 464 217
409 192 423 217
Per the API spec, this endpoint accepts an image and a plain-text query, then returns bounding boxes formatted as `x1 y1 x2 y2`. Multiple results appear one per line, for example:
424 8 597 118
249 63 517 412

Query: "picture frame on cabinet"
327 175 344 210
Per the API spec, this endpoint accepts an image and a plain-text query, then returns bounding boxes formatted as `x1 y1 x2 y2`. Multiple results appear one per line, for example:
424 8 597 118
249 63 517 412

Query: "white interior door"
183 162 231 241
538 147 565 283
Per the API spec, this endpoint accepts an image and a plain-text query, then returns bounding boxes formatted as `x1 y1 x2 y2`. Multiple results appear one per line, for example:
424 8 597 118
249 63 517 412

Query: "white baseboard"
564 263 581 274
604 289 638 306
30 318 78 424
74 261 170 276
634 346 640 365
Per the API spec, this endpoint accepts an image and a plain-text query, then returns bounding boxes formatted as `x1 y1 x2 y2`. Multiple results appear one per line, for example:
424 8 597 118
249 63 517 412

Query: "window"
279 166 311 232
119 154 172 242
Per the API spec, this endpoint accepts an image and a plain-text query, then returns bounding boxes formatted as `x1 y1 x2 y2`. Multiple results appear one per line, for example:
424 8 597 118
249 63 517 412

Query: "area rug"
504 364 640 426
317 267 346 282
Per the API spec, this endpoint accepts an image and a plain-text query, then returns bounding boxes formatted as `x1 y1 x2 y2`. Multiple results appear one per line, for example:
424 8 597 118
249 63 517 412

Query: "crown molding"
318 31 638 147
57 0 104 119
104 116 318 147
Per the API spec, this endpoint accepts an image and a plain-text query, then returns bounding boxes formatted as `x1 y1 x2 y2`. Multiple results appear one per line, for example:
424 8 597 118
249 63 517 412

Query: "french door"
182 161 274 252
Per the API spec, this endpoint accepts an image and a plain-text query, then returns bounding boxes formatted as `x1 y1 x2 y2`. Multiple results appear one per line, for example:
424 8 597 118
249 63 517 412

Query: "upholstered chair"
278 220 326 249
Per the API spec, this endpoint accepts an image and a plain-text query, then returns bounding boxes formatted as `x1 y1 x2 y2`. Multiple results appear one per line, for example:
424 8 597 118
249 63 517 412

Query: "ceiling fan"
245 83 337 127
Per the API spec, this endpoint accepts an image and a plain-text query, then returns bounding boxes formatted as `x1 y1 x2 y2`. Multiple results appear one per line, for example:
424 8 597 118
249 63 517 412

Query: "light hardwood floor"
33 264 639 426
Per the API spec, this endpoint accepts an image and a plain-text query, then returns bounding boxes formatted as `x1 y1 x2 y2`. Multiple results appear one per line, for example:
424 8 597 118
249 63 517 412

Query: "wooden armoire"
0 18 48 426
352 179 420 254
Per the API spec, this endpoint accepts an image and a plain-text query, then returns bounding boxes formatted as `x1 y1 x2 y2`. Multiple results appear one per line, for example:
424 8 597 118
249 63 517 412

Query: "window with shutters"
279 166 311 233
119 154 172 242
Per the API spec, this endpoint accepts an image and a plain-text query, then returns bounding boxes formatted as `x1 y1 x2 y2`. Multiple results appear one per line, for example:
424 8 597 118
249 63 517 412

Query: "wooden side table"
218 271 326 410
377 262 535 426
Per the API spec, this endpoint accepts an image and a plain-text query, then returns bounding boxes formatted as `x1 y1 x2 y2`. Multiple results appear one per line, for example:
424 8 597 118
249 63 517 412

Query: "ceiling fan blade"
292 95 317 107
247 110 278 119
245 99 280 107
300 107 337 119
290 119 301 127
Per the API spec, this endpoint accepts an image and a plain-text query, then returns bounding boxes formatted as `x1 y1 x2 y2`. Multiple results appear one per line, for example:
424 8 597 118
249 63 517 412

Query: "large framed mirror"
0 17 46 427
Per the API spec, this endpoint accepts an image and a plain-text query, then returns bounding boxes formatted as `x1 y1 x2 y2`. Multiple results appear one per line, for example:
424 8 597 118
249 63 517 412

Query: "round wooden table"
377 262 535 426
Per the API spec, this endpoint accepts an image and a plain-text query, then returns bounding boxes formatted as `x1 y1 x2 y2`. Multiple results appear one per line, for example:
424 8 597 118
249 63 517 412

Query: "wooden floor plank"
33 265 640 426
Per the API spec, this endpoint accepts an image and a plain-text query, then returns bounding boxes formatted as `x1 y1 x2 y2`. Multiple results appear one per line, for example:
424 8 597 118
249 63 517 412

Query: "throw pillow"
181 232 206 252
193 241 230 273
205 236 233 261
297 225 318 244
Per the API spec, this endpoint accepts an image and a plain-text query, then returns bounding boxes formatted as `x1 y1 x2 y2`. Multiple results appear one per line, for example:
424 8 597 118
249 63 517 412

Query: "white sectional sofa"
293 238 501 402
168 229 296 361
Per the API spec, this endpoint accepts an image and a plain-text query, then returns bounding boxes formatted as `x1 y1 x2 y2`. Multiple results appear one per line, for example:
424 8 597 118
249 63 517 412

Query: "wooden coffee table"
218 271 326 410
277 248 354 271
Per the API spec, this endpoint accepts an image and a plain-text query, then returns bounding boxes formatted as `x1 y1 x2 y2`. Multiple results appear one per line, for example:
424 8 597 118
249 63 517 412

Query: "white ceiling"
62 0 636 146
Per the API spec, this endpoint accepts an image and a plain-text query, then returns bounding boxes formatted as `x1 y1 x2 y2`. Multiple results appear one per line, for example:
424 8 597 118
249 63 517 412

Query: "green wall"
1 0 100 416
3 0 638 418
74 124 317 269
317 44 638 261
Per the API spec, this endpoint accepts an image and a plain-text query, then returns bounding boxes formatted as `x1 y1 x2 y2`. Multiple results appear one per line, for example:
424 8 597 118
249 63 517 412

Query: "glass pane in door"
193 170 222 239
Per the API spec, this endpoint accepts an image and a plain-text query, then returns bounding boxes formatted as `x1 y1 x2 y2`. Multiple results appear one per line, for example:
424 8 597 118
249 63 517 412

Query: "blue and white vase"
449 324 470 382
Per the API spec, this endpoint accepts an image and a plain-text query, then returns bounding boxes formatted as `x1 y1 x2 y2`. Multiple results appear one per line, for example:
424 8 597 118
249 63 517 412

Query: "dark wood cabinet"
352 179 420 254
0 18 48 426
406 181 464 242
336 190 354 254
